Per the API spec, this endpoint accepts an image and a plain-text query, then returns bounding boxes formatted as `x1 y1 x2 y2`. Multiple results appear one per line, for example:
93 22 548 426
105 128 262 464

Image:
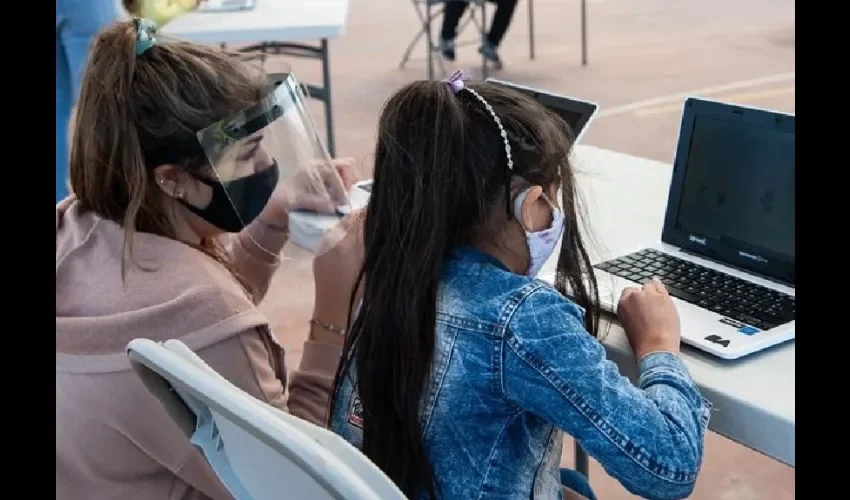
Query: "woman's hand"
259 158 357 229
310 210 365 344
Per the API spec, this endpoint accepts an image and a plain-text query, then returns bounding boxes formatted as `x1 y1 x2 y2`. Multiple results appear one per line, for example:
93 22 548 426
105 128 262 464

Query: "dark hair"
330 81 600 498
69 21 269 288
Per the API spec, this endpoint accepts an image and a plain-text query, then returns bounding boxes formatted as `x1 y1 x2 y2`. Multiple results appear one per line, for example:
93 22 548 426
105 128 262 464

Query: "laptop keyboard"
594 249 795 331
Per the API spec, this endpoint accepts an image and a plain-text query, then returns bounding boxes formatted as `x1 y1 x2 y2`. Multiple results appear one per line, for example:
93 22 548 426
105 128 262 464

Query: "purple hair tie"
441 70 514 171
444 70 471 94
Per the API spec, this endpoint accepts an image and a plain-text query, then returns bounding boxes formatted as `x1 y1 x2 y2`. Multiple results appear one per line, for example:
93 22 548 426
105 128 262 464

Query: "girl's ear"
518 185 553 232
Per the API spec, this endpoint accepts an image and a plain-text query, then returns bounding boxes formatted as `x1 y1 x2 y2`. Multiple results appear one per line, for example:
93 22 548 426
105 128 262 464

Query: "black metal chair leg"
400 9 444 69
480 1 488 79
426 3 435 80
581 0 588 66
528 0 535 60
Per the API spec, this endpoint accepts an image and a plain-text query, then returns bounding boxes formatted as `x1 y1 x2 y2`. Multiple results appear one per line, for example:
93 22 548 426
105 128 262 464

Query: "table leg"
481 1 488 79
426 3 434 80
320 38 336 157
575 444 589 478
528 0 535 60
580 0 588 66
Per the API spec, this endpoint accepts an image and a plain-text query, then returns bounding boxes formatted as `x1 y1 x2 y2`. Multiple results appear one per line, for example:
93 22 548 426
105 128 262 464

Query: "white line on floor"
633 86 795 117
596 72 795 118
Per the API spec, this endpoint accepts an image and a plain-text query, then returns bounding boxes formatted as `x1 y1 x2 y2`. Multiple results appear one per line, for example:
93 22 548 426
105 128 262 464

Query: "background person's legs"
56 34 73 203
439 1 469 61
479 0 518 68
439 0 518 68
485 0 518 47
55 0 119 202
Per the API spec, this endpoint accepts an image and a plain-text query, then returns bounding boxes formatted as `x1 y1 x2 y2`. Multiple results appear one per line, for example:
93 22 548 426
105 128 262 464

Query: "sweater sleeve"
196 326 342 427
228 221 288 304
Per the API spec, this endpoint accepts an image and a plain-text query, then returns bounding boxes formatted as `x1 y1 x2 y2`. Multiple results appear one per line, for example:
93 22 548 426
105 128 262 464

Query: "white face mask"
513 187 565 277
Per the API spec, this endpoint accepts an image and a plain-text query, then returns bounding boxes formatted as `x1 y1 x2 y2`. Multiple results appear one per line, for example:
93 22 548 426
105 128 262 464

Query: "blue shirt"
332 247 711 500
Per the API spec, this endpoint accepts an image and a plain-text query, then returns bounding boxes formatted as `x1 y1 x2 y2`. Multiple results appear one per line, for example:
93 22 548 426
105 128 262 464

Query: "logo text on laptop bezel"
738 251 768 264
688 235 707 246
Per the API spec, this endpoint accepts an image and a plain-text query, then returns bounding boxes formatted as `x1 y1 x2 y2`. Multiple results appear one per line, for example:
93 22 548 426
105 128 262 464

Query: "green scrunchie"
134 17 158 56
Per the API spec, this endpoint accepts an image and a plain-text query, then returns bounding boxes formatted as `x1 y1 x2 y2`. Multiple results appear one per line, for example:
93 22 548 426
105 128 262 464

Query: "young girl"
328 73 711 500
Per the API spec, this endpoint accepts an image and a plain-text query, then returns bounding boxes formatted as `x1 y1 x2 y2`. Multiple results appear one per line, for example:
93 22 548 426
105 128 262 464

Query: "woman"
56 19 356 499
56 0 122 202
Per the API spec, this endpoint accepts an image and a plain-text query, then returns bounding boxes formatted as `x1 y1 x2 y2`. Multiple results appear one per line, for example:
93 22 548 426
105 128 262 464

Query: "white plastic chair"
126 338 407 500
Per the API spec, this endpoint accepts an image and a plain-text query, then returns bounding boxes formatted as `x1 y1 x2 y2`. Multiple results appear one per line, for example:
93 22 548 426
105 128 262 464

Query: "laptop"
196 0 257 13
593 97 795 360
485 78 599 143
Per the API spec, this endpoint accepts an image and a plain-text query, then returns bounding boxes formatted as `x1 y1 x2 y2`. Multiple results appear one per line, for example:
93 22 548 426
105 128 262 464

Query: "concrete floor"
257 0 795 497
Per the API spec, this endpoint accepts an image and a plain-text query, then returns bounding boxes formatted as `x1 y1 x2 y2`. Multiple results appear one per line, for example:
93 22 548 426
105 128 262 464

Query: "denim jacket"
331 247 711 500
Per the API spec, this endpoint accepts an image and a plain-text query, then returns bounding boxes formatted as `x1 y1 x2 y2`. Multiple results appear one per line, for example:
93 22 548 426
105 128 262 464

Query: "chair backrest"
127 338 406 500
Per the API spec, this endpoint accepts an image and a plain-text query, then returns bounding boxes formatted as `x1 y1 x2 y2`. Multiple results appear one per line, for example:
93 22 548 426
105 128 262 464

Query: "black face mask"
179 161 280 233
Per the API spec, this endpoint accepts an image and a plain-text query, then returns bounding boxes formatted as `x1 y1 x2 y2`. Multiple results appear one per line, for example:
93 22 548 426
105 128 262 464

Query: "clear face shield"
195 73 350 256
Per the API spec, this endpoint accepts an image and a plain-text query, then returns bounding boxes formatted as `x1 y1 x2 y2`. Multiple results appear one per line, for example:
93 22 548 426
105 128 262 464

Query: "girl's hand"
617 277 682 359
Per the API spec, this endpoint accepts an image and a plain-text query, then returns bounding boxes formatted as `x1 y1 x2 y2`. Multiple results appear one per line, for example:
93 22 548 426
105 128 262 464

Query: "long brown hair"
69 21 269 289
330 81 600 498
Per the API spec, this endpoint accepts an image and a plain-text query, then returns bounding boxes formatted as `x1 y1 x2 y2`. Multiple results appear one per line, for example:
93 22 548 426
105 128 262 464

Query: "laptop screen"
664 99 795 284
485 79 598 142
543 107 586 140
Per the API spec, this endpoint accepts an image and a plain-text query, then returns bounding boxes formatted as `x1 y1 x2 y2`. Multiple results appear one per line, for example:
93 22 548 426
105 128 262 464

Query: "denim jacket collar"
448 246 510 272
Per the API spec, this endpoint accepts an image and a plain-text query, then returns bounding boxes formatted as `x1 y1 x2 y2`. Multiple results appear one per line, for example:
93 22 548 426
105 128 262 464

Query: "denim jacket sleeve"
502 285 711 500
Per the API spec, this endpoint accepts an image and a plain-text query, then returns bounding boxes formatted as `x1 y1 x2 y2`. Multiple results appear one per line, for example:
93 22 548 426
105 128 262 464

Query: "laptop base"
592 243 795 360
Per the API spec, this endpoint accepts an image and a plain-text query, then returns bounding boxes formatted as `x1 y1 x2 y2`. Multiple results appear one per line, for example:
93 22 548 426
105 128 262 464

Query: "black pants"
439 0 519 47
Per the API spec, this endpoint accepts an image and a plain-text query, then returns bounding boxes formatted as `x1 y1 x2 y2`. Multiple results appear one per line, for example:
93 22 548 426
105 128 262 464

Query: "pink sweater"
56 198 342 500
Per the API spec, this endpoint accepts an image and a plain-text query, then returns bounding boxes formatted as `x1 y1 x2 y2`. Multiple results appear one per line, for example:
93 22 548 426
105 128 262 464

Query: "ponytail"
69 22 156 280
331 81 512 499
330 81 475 498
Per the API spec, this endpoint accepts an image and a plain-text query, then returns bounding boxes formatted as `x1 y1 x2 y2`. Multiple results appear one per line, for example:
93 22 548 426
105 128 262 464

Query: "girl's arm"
502 286 711 500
